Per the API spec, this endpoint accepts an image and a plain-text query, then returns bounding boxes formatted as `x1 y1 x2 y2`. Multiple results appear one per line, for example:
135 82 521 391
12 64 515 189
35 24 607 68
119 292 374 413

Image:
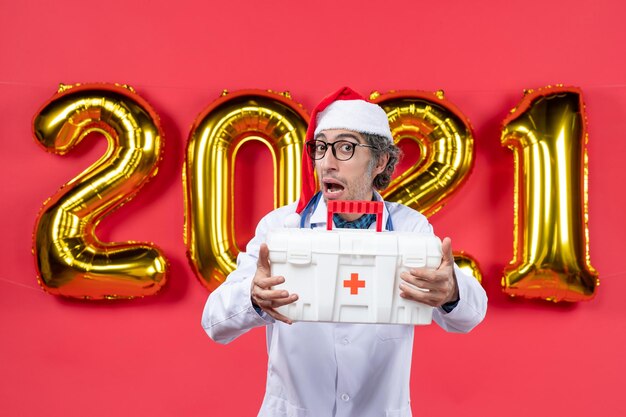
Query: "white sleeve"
397 205 488 333
200 211 278 344
432 264 488 333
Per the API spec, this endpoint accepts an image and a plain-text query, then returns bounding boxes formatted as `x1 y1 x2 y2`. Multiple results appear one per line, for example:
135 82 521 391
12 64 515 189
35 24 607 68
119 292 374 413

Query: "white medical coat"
202 196 487 417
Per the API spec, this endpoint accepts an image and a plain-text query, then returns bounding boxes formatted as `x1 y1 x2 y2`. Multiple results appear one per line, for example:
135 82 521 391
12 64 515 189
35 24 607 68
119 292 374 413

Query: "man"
202 87 488 417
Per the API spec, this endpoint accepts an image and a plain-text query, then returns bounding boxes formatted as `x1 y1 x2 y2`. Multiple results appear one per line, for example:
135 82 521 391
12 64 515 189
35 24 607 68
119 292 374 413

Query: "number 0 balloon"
184 90 309 291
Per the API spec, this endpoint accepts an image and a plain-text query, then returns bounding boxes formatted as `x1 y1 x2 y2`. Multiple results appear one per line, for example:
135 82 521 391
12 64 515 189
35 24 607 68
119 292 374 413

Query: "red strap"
327 200 384 232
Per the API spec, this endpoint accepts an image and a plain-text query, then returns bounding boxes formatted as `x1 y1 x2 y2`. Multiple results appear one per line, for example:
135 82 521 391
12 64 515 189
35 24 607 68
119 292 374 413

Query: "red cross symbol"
344 273 365 295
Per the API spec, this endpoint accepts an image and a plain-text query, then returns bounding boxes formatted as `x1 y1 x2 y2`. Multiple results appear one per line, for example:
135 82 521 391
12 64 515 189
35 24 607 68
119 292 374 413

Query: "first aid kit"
268 200 442 325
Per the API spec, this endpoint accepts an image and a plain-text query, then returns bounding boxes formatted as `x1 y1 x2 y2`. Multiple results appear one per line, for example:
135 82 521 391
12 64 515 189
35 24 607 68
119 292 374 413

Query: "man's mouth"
323 179 345 196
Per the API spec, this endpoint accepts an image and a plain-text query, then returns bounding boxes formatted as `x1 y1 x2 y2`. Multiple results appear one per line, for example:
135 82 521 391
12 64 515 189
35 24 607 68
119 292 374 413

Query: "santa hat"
294 87 393 218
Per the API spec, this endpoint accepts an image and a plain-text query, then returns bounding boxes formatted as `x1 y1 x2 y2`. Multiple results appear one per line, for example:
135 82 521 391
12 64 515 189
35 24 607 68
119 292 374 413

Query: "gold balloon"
501 86 599 302
184 90 308 291
32 83 168 299
454 252 483 284
372 90 474 217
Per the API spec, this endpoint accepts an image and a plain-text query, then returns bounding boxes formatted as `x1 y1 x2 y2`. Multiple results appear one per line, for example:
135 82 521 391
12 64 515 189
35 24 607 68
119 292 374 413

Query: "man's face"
314 129 387 209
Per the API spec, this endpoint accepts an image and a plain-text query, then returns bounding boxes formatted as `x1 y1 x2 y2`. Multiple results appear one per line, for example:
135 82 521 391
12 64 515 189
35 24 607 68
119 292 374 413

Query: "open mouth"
323 179 345 196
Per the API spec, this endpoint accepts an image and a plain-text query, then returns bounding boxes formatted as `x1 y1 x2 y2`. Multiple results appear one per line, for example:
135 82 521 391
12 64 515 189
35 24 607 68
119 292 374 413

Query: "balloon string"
0 276 40 291
3 80 626 92
596 271 626 279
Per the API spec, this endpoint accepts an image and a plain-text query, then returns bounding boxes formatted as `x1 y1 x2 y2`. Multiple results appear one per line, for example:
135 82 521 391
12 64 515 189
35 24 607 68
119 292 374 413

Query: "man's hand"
399 237 459 308
251 243 299 324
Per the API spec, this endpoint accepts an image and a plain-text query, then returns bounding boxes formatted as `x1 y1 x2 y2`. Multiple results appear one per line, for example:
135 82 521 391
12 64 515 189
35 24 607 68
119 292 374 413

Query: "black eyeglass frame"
305 140 376 161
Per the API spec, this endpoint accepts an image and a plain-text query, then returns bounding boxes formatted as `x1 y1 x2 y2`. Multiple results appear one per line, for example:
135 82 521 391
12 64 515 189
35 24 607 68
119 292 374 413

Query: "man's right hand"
251 243 299 324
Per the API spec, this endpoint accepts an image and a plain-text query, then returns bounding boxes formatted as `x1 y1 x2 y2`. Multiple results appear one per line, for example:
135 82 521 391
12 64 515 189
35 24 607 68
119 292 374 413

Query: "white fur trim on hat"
313 100 393 142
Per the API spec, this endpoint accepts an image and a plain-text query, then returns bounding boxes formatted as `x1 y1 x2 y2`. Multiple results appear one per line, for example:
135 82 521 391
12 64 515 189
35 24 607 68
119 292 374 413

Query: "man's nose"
319 146 339 170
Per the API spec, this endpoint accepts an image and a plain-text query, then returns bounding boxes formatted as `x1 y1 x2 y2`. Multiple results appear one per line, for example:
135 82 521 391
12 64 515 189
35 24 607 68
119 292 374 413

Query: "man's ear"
374 153 389 176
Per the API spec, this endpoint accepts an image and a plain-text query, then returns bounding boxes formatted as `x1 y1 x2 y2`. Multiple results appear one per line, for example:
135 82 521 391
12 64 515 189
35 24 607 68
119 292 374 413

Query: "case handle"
326 200 384 232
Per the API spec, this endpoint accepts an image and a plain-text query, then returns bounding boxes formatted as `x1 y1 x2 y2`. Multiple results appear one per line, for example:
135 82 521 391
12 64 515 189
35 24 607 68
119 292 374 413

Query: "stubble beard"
319 164 376 203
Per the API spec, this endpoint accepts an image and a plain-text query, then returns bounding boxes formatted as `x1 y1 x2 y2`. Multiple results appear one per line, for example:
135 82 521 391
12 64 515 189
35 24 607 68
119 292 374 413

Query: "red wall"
1 1 625 416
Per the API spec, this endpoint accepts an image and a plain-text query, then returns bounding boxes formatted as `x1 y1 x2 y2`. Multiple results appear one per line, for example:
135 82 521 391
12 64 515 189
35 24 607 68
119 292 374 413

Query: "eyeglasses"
305 140 375 161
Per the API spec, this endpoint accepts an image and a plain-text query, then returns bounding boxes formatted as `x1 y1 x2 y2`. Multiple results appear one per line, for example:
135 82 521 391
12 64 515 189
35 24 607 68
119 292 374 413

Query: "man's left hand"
399 237 459 308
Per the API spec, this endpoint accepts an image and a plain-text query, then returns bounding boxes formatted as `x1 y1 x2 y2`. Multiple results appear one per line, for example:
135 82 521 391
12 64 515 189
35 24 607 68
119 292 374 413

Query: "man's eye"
339 143 355 152
315 143 327 152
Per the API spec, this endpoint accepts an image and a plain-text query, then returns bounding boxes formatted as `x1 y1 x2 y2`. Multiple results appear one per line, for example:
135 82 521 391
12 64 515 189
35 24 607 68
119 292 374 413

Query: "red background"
1 1 625 416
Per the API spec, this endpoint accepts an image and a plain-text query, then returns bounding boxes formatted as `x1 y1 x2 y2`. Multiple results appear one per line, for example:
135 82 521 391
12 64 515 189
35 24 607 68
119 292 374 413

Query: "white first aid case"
268 224 442 325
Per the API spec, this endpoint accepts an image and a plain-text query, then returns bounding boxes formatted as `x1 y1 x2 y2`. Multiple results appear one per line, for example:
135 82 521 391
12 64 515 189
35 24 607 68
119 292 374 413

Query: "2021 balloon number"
32 83 599 302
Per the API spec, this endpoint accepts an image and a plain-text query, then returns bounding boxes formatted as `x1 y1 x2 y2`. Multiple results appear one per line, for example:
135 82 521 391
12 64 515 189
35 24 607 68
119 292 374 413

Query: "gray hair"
362 132 401 190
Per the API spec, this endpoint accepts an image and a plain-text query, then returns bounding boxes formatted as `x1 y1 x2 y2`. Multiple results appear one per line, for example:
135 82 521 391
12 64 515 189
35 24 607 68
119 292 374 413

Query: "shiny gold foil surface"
454 252 483 284
184 90 308 291
372 90 475 217
32 83 168 299
501 86 598 302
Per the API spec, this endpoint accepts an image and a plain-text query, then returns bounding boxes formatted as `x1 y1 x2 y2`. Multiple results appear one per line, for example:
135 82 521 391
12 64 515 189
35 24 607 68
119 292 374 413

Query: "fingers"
254 273 286 290
253 288 298 325
399 282 439 306
401 267 438 290
251 264 299 324
252 274 290 302
264 308 295 325
257 243 271 273
253 285 296 307
400 266 456 307
254 292 298 311
398 236 458 306
441 237 454 266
